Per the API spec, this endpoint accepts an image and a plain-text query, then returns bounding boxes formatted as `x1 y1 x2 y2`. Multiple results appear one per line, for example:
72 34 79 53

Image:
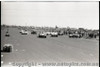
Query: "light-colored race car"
38 33 47 38
69 34 81 38
51 32 58 37
20 30 29 35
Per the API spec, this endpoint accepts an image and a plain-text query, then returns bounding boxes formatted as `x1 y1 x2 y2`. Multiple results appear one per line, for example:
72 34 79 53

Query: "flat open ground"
1 28 99 66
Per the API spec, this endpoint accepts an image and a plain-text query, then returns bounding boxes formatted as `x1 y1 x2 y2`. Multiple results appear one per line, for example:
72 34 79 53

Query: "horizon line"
1 24 99 30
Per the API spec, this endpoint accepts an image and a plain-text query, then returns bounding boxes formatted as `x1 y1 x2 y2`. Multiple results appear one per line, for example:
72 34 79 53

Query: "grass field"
1 27 99 66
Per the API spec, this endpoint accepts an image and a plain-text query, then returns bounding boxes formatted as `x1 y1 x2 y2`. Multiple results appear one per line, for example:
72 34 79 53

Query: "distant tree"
55 25 58 29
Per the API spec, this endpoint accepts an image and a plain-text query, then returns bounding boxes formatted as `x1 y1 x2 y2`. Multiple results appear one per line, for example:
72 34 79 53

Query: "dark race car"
5 32 10 37
31 31 37 34
2 44 13 52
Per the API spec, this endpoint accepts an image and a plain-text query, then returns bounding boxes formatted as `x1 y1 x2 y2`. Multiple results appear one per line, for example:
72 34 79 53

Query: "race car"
31 31 37 34
5 32 10 37
58 31 64 36
69 34 81 38
20 30 29 35
38 33 47 38
3 44 13 52
51 32 58 37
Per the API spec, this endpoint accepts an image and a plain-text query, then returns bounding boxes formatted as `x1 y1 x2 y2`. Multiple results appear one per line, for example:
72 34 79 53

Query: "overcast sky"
1 2 99 29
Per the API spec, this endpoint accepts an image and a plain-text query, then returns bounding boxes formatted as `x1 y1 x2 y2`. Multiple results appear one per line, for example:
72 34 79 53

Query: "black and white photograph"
1 1 99 67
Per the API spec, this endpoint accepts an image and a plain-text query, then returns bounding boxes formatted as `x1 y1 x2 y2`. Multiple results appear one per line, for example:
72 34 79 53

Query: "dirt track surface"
1 28 99 66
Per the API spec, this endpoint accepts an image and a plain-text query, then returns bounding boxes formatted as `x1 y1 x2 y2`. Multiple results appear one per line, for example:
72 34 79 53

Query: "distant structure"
55 25 58 29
